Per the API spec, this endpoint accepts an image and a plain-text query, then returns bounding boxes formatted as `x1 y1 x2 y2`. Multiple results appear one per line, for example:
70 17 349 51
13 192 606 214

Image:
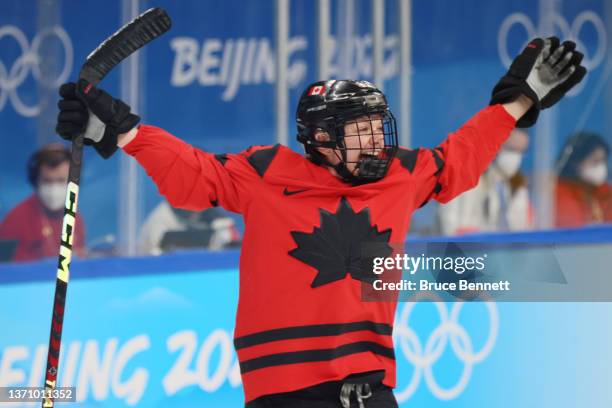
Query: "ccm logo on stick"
57 182 79 283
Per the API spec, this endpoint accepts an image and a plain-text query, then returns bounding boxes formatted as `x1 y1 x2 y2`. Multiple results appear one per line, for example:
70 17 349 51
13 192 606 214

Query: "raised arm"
411 37 586 208
56 80 255 214
120 125 251 213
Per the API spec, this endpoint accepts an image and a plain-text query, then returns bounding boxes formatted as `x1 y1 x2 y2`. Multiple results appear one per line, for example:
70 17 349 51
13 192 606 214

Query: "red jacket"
0 194 86 262
124 104 515 402
555 179 612 228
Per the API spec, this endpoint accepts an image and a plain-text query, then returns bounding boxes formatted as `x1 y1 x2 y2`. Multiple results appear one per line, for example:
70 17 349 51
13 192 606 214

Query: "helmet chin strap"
332 146 364 184
306 145 360 184
333 162 361 184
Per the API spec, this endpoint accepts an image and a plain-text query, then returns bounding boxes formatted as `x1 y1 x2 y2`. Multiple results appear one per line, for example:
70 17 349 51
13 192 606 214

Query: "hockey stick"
42 8 171 407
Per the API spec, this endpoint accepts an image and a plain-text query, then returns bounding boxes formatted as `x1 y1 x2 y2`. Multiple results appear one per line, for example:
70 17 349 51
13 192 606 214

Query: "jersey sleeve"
411 104 516 207
123 125 258 214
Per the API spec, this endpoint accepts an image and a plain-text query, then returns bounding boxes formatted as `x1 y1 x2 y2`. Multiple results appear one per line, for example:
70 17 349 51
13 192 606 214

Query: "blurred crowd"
0 143 241 262
438 130 612 234
1 131 611 263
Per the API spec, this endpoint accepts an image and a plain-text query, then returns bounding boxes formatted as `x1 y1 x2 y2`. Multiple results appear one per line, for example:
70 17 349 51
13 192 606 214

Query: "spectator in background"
555 132 612 227
0 143 86 262
437 129 533 235
138 200 240 255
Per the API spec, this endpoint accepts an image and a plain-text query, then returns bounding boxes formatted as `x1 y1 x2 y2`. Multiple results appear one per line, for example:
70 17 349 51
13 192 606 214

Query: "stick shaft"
40 9 170 406
42 135 83 407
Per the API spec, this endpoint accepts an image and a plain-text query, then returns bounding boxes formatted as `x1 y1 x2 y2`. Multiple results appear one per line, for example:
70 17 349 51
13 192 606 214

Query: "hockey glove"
56 80 140 159
490 37 587 128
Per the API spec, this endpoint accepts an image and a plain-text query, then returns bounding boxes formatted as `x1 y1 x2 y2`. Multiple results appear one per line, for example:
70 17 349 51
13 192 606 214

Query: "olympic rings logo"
393 293 499 401
498 10 606 96
0 25 73 117
498 10 606 70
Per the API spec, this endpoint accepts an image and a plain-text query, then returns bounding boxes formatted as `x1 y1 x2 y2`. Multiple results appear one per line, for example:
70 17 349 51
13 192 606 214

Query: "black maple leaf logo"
289 197 393 287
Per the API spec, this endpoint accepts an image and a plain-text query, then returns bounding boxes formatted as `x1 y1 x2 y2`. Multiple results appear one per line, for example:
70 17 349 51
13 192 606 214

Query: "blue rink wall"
1 227 612 407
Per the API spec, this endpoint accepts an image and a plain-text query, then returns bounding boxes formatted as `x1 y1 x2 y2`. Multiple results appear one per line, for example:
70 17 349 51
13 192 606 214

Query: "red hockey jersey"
123 104 516 402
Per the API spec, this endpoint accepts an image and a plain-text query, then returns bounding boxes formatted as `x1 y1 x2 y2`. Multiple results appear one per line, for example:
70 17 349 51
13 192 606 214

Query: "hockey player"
55 37 585 407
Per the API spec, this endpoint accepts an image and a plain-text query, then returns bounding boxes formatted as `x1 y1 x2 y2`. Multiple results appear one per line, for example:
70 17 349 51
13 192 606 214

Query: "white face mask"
495 150 523 178
579 163 608 186
37 182 67 212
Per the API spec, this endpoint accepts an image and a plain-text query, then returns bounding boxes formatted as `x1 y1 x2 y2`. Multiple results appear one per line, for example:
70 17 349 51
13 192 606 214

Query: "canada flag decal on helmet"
308 85 326 96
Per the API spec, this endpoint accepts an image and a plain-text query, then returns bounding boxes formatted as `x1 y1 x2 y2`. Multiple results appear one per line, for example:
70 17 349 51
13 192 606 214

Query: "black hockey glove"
490 37 587 128
56 79 140 159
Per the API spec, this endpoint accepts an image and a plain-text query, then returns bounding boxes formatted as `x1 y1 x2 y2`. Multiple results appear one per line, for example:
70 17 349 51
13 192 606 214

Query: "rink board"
1 227 612 407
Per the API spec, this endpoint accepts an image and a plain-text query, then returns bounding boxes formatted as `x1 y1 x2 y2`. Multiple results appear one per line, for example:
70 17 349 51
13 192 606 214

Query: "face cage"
330 111 399 183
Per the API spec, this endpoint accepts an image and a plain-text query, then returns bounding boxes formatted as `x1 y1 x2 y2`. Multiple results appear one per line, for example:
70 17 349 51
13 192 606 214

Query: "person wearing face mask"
0 144 86 262
555 132 612 227
437 129 534 235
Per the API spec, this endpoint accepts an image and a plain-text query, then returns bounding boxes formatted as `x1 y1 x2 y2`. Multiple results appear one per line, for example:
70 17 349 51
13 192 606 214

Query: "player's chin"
350 153 377 175
344 161 358 175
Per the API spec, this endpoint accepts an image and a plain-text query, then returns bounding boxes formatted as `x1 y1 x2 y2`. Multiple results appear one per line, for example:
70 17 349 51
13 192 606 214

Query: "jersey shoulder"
392 147 444 176
216 144 300 179
393 147 420 174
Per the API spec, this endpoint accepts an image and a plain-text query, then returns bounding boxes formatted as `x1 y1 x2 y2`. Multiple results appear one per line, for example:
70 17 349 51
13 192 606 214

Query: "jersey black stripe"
214 154 229 166
246 144 281 177
234 321 393 350
239 341 395 374
430 148 445 176
395 148 419 173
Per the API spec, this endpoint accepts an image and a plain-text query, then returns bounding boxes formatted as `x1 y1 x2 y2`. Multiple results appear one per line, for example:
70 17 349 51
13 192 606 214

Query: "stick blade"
79 7 171 85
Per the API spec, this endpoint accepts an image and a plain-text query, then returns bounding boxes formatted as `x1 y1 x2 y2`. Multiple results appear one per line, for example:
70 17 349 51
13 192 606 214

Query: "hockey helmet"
296 79 398 183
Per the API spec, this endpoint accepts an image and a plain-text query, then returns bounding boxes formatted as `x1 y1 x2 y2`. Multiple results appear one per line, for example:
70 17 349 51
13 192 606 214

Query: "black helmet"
296 79 398 184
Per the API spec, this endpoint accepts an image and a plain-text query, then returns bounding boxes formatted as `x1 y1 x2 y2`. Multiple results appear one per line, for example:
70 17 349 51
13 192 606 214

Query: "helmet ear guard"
296 124 337 149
